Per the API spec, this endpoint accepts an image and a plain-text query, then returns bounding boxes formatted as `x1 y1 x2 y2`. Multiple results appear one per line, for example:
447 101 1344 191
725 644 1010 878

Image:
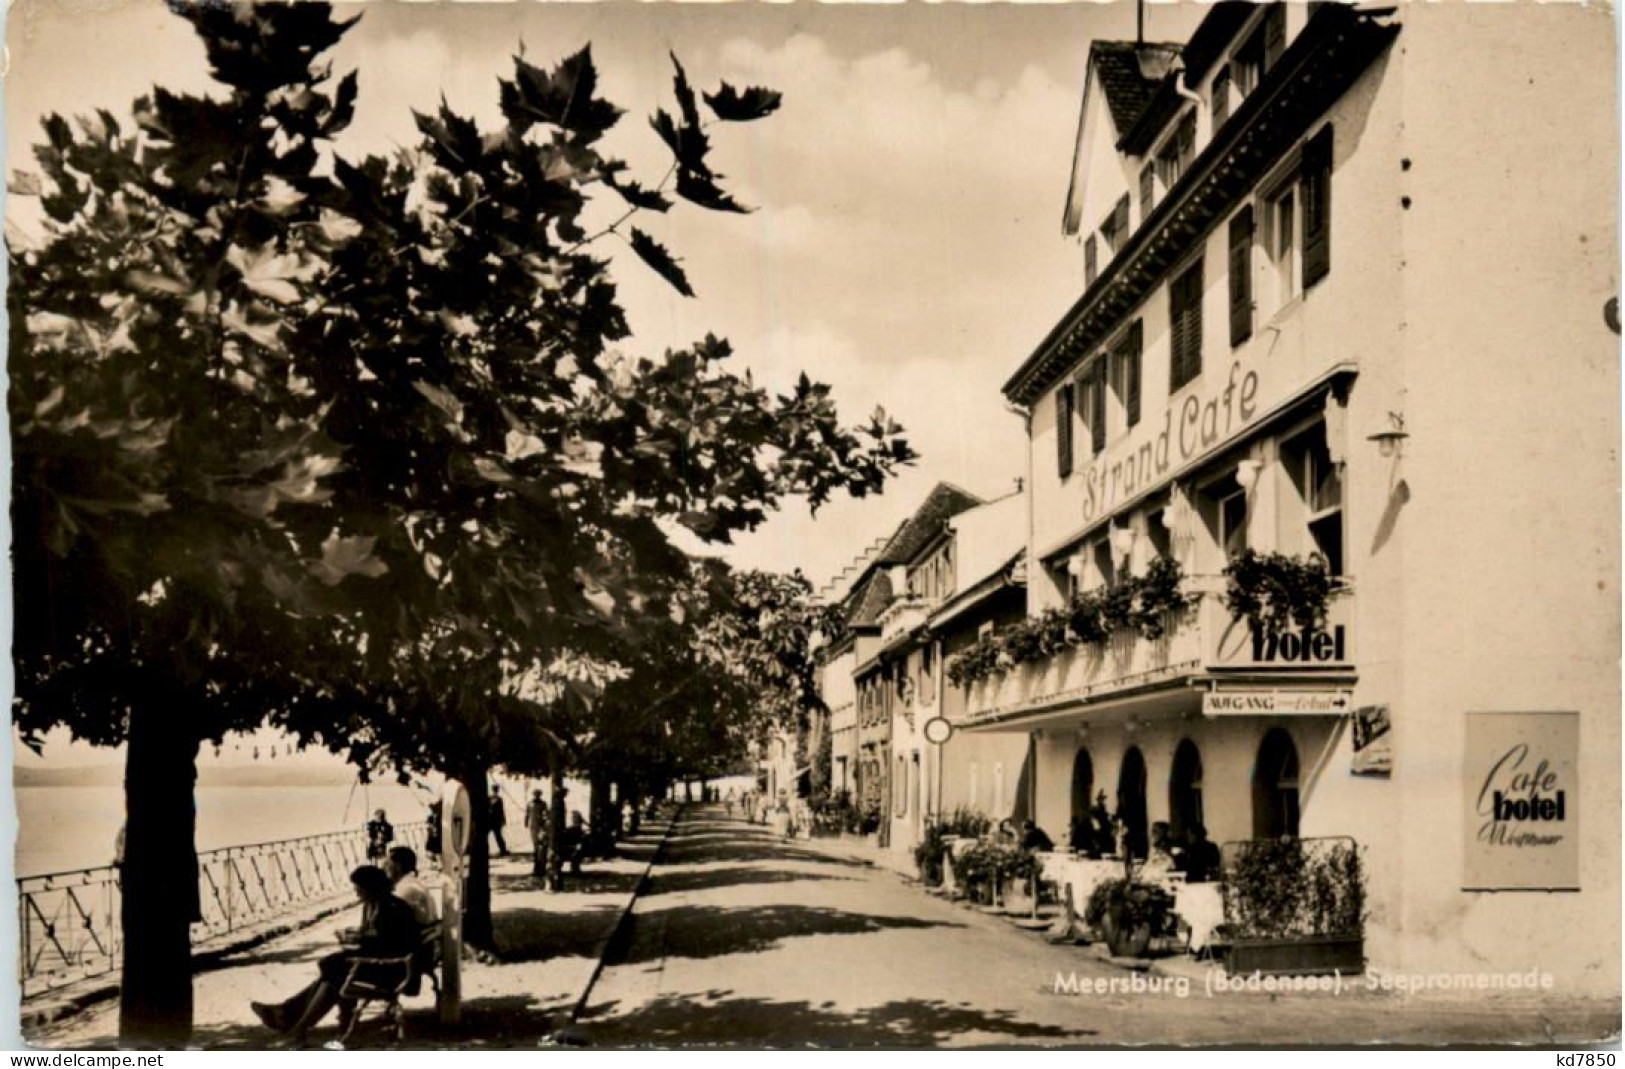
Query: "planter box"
1226 936 1365 977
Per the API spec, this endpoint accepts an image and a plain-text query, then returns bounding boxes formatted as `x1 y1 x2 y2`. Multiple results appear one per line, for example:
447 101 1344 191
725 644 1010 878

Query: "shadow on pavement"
177 993 555 1051
494 904 623 962
607 904 964 964
662 841 875 869
644 867 858 897
490 869 642 897
574 989 1097 1048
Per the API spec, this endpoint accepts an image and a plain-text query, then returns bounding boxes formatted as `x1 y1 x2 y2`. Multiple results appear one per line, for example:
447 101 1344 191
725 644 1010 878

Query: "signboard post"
923 717 953 819
439 780 473 1025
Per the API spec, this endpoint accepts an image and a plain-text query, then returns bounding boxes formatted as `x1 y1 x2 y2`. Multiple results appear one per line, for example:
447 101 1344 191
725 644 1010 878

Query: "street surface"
574 807 1620 1048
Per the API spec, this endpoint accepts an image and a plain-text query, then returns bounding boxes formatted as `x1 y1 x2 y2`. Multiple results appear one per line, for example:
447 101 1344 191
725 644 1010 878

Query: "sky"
4 0 1208 764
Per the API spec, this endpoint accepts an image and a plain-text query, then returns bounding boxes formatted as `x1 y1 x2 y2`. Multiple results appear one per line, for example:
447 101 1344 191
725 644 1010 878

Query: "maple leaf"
310 533 389 586
703 83 783 123
627 228 694 297
225 242 309 303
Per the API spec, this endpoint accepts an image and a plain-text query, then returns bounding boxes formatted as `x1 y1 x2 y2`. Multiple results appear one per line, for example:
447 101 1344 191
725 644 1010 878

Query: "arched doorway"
1168 739 1204 843
1253 728 1301 839
1117 747 1148 860
1070 749 1094 850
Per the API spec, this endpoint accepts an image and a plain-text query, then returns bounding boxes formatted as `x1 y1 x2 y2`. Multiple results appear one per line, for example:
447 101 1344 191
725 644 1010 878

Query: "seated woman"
251 865 419 1045
1141 822 1179 881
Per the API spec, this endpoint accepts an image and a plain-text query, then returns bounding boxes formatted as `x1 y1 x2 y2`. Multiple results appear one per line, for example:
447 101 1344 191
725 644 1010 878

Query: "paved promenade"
22 806 1621 1049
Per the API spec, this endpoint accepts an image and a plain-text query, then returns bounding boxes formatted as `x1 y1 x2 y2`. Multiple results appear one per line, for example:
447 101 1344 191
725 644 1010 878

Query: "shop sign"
1350 704 1392 776
1203 690 1352 716
1208 598 1355 671
1464 711 1579 891
1080 360 1263 525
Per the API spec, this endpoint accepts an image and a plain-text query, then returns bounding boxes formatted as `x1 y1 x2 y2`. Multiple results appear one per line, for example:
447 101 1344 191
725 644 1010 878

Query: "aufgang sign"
1463 711 1580 891
1080 361 1260 524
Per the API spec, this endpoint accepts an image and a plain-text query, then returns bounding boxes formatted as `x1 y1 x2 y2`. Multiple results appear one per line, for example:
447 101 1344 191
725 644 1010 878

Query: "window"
1218 486 1248 559
1211 65 1232 129
1267 183 1299 312
1091 538 1114 591
1140 163 1157 220
1169 739 1205 843
1233 7 1283 100
1156 110 1197 192
1056 383 1075 479
1302 125 1333 288
1283 422 1345 575
1253 728 1301 839
1169 257 1204 391
895 755 908 817
919 643 936 704
1109 320 1143 429
1101 195 1131 255
1085 235 1098 287
1229 206 1254 347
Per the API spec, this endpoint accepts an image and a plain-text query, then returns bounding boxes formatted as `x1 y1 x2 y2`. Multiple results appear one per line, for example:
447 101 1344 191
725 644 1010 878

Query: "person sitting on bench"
251 865 419 1046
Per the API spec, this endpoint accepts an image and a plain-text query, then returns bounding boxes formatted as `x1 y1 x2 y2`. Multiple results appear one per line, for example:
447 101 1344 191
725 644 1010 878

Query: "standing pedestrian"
365 809 393 862
525 789 549 879
489 789 509 857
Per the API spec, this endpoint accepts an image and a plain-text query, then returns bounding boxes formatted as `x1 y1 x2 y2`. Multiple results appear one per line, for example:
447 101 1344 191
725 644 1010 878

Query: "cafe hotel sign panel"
1463 711 1579 892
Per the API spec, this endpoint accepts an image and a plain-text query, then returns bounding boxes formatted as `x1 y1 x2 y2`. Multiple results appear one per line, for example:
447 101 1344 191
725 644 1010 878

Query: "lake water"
13 785 438 877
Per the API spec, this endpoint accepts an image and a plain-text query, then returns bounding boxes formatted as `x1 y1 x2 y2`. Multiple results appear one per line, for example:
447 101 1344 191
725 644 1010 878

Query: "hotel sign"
1463 711 1579 891
1203 690 1352 716
1205 596 1356 671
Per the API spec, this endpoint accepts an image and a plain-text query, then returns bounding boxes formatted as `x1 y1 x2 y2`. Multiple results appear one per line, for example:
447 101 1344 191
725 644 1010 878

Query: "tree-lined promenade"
10 2 911 1046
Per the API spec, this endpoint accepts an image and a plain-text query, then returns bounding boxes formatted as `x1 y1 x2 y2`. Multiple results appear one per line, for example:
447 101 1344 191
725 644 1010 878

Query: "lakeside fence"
18 821 430 1000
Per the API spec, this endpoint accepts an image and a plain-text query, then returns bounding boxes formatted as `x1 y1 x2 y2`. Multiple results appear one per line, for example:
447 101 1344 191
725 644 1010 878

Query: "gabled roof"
877 482 983 567
1091 40 1183 133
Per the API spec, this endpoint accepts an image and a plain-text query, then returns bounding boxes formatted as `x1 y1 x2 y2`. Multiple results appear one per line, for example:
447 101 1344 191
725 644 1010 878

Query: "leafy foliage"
944 557 1196 688
1221 837 1366 940
1222 549 1335 637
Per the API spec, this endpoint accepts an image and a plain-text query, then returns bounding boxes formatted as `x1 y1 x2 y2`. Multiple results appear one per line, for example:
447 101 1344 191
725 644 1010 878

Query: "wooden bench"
335 923 442 1045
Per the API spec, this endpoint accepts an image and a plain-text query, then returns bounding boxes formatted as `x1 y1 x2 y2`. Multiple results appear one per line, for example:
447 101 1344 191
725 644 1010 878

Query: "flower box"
1226 935 1365 977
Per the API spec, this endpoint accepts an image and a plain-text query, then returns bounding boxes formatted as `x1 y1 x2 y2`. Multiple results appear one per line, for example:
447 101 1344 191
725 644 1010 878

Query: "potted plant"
1084 877 1176 957
1222 549 1335 637
1221 836 1367 975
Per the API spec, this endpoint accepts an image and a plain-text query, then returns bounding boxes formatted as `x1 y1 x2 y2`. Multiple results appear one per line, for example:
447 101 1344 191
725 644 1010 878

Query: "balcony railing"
18 821 430 1000
963 580 1354 724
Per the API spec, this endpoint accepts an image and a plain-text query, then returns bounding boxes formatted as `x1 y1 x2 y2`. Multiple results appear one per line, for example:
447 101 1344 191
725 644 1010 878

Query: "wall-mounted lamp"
1065 554 1086 578
1123 717 1139 735
1075 724 1089 741
1235 459 1263 491
1367 412 1409 459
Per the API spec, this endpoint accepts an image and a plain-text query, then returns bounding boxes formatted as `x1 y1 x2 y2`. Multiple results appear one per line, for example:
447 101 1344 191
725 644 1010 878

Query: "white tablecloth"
1036 854 1124 913
1173 881 1225 951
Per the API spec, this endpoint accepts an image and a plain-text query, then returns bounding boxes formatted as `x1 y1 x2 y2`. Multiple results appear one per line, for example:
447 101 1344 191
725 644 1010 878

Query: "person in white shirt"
384 846 439 925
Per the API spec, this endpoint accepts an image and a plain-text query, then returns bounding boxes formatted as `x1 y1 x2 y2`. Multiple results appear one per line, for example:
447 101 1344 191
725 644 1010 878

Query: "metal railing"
18 821 430 1000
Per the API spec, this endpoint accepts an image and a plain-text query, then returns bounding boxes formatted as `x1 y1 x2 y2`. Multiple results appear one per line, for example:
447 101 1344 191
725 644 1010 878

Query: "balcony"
876 595 933 648
962 579 1355 727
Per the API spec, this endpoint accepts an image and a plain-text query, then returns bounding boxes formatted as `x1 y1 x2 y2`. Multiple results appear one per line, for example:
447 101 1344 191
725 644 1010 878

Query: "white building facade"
963 2 1618 993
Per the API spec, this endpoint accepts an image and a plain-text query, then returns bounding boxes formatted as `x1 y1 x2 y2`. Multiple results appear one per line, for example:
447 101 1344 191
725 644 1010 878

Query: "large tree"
10 2 912 1041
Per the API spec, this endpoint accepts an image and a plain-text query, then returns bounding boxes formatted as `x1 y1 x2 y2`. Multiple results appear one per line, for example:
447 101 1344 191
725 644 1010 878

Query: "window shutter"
1090 364 1107 455
1085 235 1098 286
1140 164 1156 218
1124 320 1143 428
1229 205 1254 347
1170 258 1204 391
1113 195 1130 242
1303 125 1332 288
1057 383 1075 478
1263 6 1287 71
1177 110 1196 168
1211 66 1231 129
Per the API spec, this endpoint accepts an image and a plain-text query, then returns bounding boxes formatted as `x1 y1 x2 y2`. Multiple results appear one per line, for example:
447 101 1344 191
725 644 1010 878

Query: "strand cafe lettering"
1081 361 1261 524
1475 743 1569 848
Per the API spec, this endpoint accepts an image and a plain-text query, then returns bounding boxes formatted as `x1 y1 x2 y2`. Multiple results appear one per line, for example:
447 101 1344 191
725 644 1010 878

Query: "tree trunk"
589 772 610 856
546 766 566 893
119 698 200 1047
460 764 494 952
